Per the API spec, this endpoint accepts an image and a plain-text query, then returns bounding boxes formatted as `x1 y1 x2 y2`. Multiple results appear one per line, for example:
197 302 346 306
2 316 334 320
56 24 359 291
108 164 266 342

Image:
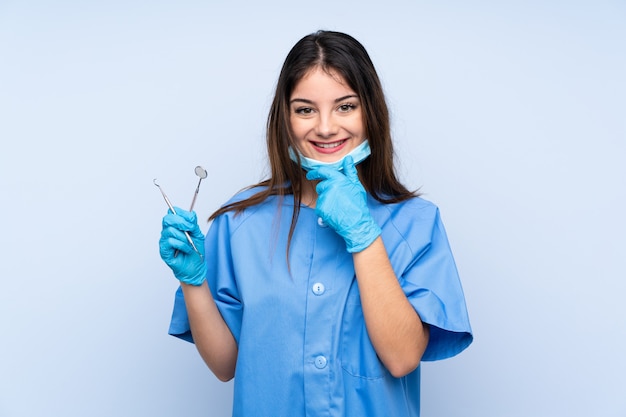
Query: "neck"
300 179 318 208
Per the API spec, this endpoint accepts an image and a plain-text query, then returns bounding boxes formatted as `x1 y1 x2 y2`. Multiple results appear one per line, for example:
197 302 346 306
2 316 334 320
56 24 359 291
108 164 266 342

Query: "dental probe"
154 178 203 259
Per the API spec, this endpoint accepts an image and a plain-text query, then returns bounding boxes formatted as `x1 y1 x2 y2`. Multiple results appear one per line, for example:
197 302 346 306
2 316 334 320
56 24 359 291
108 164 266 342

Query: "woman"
160 30 472 417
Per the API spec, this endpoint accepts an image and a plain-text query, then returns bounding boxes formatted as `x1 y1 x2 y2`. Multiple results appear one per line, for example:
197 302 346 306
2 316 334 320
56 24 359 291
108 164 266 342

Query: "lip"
309 139 348 155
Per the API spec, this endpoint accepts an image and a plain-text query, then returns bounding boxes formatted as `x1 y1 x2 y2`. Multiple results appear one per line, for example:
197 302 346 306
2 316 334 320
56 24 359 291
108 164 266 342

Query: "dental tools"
154 167 207 259
172 166 208 258
189 166 208 212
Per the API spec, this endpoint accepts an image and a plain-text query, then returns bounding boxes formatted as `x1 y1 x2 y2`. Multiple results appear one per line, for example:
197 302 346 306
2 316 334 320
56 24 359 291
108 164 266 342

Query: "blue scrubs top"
169 188 473 417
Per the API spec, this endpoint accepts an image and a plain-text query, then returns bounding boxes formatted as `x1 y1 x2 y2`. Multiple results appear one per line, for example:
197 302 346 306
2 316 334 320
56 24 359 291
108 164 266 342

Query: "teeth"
316 141 344 149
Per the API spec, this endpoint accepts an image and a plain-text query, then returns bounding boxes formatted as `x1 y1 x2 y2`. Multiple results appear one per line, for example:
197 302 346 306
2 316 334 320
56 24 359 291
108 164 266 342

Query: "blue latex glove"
306 156 382 253
159 207 207 286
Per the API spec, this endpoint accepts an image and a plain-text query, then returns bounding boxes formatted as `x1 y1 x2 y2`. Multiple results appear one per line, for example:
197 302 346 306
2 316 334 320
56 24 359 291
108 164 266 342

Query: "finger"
187 225 204 240
163 235 194 257
175 207 198 223
306 166 340 181
160 234 186 262
306 169 325 181
161 226 193 250
315 180 332 196
167 206 198 224
162 212 197 232
342 156 359 181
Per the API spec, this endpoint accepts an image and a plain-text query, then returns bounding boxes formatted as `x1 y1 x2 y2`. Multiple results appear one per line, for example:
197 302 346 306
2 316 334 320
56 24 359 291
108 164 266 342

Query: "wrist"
177 265 208 286
181 278 208 289
180 276 207 286
345 219 382 253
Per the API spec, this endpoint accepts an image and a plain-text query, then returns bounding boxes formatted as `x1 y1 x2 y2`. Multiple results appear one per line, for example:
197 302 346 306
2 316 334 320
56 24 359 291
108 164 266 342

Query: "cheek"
348 111 366 135
349 123 365 139
289 118 307 140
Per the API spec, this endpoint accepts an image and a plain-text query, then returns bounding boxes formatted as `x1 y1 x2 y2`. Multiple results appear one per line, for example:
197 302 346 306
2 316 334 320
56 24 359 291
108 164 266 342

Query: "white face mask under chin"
289 140 371 171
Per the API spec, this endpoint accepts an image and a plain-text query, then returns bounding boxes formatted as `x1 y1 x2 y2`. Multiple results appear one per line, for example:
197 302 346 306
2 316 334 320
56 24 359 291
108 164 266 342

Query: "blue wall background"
1 1 624 416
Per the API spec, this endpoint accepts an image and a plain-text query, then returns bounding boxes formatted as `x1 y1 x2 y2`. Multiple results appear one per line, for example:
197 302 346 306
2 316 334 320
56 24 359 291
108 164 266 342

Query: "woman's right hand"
159 208 207 286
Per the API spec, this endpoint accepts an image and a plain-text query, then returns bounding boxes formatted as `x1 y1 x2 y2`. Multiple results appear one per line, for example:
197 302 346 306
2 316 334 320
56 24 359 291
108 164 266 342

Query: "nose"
315 113 338 138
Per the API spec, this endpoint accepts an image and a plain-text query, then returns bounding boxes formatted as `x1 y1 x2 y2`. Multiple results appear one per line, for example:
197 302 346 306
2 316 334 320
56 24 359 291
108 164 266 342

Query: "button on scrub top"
169 187 473 417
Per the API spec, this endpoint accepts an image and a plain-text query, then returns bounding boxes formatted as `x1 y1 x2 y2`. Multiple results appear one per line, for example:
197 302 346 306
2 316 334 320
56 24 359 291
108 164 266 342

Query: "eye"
294 107 314 115
337 103 357 112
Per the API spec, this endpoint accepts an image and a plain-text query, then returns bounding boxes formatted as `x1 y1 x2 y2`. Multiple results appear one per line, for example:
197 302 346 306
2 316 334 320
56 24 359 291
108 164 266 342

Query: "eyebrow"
290 94 359 105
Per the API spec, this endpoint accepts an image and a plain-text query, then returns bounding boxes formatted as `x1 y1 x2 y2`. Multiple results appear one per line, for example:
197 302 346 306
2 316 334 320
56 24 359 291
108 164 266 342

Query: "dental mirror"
195 165 208 180
189 165 208 211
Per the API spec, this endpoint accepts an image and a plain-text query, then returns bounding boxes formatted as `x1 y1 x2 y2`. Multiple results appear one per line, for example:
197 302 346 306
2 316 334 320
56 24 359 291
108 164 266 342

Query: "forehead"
291 66 354 97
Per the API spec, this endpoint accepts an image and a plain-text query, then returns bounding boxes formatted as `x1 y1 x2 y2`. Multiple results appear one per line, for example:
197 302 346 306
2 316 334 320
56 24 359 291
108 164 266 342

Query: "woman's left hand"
306 156 381 252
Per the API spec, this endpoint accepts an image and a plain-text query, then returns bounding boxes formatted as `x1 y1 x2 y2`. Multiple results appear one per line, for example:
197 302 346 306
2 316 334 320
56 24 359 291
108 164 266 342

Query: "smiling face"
289 67 366 163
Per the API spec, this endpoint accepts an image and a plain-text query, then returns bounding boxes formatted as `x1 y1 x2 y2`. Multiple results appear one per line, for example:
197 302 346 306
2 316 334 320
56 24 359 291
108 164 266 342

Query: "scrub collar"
289 139 371 172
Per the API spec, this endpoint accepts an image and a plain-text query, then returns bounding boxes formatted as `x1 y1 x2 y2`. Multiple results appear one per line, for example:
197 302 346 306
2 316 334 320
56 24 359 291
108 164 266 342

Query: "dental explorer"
154 178 203 259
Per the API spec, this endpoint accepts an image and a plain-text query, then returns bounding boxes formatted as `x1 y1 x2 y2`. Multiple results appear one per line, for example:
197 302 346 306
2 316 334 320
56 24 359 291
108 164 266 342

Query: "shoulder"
223 185 270 206
370 196 444 252
371 195 440 224
394 195 437 213
211 185 279 232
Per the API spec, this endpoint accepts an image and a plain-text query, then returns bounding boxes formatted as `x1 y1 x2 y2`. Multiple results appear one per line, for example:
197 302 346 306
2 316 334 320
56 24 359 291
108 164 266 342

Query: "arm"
307 157 429 377
160 208 237 381
353 237 429 377
180 282 238 381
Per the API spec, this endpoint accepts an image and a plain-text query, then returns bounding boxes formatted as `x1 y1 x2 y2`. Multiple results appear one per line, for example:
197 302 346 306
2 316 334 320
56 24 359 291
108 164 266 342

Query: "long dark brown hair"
210 30 417 255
